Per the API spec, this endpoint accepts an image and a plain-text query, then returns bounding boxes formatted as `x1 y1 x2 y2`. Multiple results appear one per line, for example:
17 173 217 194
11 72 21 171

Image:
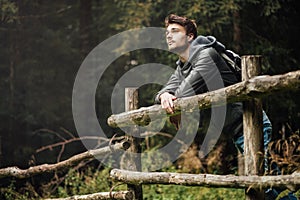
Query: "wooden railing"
0 56 299 200
107 56 300 200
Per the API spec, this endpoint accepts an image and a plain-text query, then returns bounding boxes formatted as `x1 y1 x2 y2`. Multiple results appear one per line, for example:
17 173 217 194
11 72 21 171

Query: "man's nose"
166 32 172 40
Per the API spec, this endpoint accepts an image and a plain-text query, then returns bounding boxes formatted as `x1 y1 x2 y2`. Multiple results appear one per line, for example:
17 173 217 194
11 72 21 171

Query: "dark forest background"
0 0 299 171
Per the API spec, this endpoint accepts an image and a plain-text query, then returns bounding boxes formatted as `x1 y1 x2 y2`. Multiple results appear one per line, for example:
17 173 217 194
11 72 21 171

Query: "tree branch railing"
107 56 300 200
110 169 300 191
107 70 300 128
0 141 130 179
44 191 134 200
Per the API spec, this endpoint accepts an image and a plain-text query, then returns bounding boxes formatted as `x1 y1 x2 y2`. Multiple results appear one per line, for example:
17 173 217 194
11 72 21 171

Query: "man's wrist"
159 92 169 100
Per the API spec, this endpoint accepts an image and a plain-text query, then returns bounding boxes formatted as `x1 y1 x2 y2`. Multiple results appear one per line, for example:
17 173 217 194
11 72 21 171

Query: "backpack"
219 50 242 82
206 36 242 82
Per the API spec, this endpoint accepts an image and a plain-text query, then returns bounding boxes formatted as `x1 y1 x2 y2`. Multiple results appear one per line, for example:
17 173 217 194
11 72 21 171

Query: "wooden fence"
107 55 300 200
0 56 299 200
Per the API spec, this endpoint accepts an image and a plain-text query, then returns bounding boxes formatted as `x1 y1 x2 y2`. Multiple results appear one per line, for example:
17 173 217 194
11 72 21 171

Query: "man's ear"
187 33 194 43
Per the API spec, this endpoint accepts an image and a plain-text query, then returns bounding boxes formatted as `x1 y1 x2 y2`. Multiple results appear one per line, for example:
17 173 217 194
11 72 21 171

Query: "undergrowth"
0 132 299 199
1 166 299 200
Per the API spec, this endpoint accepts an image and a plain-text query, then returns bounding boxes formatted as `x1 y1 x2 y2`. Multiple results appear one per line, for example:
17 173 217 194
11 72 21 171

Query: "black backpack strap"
220 50 242 82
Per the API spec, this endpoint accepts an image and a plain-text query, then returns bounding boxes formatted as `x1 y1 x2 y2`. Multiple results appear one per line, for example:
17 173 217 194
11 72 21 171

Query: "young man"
155 14 297 200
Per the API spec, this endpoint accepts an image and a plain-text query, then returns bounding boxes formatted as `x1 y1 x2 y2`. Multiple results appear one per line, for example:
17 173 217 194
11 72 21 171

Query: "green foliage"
143 184 245 200
113 0 153 29
0 0 18 23
0 180 39 200
54 167 114 198
0 167 245 199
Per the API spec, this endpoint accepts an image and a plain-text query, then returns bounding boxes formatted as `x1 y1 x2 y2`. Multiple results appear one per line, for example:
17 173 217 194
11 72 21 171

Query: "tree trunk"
233 10 241 52
79 0 92 56
5 0 21 167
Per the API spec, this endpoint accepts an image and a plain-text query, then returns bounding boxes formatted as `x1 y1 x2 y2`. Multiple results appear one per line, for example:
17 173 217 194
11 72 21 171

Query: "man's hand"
159 92 177 114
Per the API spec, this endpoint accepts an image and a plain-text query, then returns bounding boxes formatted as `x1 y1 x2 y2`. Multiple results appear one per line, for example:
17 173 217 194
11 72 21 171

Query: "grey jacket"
155 35 244 137
155 35 239 102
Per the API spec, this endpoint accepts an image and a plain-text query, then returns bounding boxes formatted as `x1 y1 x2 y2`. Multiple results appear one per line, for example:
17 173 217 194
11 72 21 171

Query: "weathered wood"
45 191 133 200
242 55 264 199
237 152 244 176
0 141 130 179
124 88 142 171
124 88 143 200
107 70 300 128
125 88 139 112
110 169 300 190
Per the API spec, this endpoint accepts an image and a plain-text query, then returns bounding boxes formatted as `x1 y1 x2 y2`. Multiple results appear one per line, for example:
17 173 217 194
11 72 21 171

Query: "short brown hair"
165 14 198 39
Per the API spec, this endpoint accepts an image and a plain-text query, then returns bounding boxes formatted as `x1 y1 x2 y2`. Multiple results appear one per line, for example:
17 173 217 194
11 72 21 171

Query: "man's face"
166 23 190 53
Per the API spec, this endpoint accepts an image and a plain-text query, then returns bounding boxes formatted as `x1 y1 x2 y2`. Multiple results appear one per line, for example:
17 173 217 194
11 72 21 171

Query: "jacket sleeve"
155 47 225 103
174 48 224 98
154 67 182 103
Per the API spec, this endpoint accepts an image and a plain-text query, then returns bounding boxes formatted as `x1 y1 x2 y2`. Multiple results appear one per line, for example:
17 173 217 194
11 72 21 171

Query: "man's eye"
166 29 179 36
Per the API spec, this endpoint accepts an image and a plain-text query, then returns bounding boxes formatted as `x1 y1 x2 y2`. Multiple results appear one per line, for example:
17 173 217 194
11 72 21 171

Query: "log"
242 55 264 199
107 70 300 128
0 141 130 179
44 191 133 200
110 169 300 190
123 88 143 200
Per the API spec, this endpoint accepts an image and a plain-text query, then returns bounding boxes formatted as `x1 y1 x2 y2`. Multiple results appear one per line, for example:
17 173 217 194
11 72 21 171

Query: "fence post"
124 87 143 200
242 56 265 199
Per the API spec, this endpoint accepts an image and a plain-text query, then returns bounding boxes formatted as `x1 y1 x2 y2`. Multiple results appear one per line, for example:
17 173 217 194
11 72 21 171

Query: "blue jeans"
234 111 272 173
233 111 298 200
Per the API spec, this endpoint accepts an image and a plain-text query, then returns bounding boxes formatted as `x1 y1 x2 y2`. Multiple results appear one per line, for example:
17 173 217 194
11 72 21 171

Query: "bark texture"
45 191 133 200
0 141 130 179
107 70 300 128
110 169 300 190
